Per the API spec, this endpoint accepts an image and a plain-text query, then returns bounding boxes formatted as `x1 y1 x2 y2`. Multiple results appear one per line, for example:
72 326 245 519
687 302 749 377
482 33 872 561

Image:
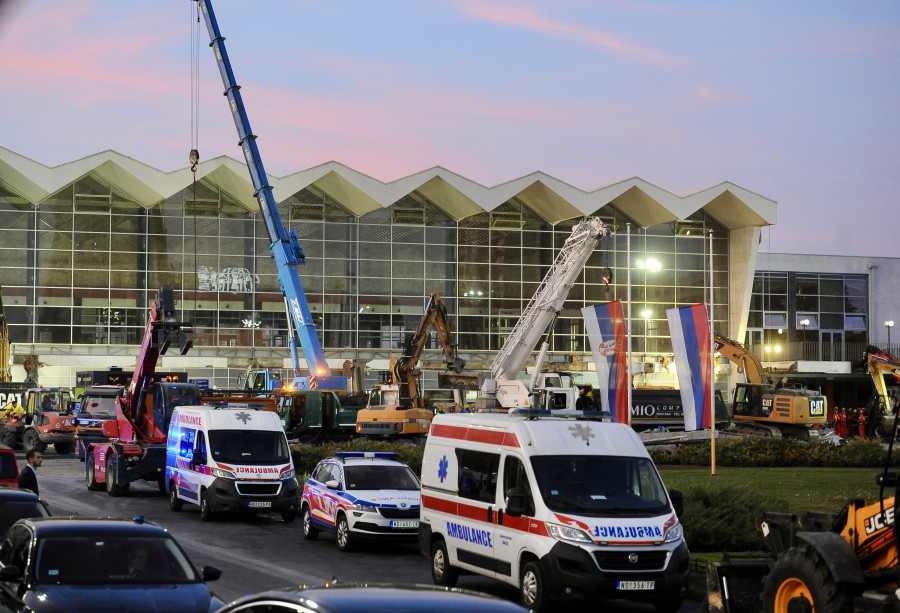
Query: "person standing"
18 448 41 494
858 408 867 438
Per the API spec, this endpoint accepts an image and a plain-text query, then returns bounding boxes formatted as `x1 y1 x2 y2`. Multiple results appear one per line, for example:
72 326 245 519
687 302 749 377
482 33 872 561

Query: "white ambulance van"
165 404 298 523
418 411 689 613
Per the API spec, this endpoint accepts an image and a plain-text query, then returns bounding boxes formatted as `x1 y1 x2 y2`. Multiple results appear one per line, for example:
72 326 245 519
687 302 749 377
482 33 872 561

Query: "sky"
1 0 898 258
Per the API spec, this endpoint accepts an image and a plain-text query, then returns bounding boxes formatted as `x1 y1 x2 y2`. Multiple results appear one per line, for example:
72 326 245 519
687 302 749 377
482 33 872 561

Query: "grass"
659 466 890 514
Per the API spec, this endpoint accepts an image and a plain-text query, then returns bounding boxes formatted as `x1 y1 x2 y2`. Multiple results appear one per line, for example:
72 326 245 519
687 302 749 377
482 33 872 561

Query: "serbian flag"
582 300 629 423
666 304 713 431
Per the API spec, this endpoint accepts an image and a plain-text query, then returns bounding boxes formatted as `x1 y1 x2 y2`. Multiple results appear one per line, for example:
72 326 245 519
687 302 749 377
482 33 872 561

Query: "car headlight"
664 521 684 543
352 502 377 513
546 522 594 544
211 467 235 480
280 469 295 480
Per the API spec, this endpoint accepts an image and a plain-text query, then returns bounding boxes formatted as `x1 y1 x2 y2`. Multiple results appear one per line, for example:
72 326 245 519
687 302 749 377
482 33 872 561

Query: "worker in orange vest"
858 408 867 438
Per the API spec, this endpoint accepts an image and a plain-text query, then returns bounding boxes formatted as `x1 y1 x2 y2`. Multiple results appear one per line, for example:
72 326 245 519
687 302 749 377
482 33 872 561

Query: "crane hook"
189 149 199 172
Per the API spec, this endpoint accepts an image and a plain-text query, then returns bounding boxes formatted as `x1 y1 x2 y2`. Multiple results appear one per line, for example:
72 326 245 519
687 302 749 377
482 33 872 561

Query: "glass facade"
748 271 868 361
0 171 729 370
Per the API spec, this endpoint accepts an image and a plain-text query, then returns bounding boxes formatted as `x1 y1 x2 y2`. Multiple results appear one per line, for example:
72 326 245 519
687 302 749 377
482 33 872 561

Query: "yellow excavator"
864 345 900 437
714 333 827 439
356 293 477 440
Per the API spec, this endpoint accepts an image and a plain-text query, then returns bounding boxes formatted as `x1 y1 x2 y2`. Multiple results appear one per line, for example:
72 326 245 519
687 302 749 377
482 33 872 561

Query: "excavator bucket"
438 370 480 391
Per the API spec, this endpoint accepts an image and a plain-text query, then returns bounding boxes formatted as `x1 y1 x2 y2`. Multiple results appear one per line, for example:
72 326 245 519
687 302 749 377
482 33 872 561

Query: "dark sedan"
0 516 223 613
215 583 528 613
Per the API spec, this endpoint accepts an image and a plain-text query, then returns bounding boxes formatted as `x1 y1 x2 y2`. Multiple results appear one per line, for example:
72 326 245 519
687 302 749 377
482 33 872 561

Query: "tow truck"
195 0 347 394
355 292 476 440
476 217 609 411
85 286 196 496
714 333 827 439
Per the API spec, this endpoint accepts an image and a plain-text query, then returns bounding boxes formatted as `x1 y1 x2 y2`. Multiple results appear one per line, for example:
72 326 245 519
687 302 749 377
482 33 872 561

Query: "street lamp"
887 320 895 346
799 318 809 337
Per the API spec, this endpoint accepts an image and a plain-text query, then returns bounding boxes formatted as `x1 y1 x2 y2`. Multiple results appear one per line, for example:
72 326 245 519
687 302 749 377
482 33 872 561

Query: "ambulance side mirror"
325 479 341 490
191 449 205 466
669 489 684 516
291 450 302 468
505 487 531 517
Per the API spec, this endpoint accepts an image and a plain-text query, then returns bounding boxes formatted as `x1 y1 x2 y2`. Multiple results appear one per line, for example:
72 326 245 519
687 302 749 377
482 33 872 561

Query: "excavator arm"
865 345 900 414
714 332 769 385
393 293 467 409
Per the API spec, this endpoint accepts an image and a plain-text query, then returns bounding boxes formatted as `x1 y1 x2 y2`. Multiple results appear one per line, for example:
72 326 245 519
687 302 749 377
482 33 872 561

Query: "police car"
301 452 421 551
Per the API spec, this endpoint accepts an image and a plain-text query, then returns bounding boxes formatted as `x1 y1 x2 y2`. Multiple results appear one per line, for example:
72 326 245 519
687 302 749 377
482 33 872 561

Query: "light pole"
887 320 895 347
799 318 809 337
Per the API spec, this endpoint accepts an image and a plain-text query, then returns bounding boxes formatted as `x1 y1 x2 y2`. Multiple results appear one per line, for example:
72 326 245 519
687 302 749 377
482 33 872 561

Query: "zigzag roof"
0 146 776 229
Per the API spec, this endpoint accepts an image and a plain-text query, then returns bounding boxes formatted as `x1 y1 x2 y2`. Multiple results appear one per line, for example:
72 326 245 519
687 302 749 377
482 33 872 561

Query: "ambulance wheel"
169 481 183 511
24 430 45 455
335 513 354 551
85 451 103 491
302 505 319 540
106 457 128 497
520 560 551 613
430 539 458 587
54 441 74 455
200 488 214 522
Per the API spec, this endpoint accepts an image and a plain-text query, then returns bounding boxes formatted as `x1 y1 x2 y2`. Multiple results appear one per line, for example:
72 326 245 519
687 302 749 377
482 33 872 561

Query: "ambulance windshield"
530 455 670 517
207 430 290 465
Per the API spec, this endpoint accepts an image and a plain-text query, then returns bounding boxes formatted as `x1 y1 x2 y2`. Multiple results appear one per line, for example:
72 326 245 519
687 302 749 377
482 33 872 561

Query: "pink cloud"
446 0 685 68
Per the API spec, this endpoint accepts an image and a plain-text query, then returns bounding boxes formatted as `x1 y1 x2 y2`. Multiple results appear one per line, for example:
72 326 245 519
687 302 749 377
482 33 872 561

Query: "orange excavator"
714 333 827 439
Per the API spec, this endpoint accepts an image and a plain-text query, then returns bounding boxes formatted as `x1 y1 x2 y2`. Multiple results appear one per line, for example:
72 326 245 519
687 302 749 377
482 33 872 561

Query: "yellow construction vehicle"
864 345 900 437
356 293 476 441
706 437 900 612
0 286 9 384
715 333 827 439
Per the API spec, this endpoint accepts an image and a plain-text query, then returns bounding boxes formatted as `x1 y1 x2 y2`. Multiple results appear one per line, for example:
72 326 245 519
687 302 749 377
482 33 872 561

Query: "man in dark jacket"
18 448 41 495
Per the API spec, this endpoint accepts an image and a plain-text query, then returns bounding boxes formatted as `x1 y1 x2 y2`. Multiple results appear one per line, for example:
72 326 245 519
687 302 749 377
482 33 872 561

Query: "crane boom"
492 217 608 381
479 217 608 410
196 0 346 391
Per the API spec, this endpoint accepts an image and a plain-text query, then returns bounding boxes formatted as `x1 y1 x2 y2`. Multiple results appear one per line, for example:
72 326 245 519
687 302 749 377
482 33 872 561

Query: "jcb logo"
865 506 895 535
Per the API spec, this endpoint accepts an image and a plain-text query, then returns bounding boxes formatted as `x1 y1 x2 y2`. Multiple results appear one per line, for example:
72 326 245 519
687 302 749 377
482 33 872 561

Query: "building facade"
0 146 775 392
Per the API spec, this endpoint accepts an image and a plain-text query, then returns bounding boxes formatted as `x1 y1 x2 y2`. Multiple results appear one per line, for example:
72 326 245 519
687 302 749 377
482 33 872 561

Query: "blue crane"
196 0 347 391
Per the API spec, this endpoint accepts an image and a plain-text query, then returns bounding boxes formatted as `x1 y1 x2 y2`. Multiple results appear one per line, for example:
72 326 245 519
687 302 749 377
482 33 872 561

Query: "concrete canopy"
0 146 776 231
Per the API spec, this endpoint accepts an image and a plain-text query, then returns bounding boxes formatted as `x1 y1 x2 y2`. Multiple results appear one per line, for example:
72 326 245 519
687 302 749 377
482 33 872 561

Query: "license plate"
617 580 654 591
249 501 272 508
390 520 419 529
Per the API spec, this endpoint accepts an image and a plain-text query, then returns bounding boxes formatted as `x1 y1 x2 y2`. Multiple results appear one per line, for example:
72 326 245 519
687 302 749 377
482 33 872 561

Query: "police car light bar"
335 452 400 462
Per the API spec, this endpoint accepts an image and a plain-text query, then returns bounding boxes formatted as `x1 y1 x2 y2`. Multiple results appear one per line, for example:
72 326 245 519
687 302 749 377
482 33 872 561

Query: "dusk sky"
1 1 898 258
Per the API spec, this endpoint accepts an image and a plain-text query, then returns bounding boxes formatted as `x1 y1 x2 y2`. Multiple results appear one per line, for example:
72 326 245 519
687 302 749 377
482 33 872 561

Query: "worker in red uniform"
834 407 844 437
839 407 849 438
858 408 867 438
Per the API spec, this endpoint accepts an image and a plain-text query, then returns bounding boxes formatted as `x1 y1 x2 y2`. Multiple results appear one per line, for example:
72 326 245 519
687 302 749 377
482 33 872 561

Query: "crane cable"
189 1 201 300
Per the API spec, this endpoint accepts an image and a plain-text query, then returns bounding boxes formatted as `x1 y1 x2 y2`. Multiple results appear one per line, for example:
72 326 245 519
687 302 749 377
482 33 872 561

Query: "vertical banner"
582 300 629 423
666 304 713 431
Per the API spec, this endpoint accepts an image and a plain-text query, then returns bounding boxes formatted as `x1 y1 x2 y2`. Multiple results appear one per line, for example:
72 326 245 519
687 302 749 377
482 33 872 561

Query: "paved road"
30 451 700 612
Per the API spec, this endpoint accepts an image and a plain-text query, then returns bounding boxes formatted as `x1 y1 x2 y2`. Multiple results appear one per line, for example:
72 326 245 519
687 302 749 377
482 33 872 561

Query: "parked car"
214 583 528 613
0 516 223 613
0 488 49 536
301 451 420 551
0 446 18 487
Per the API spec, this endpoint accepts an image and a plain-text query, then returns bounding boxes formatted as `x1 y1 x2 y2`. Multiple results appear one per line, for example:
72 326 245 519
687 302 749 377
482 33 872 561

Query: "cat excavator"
714 333 827 439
